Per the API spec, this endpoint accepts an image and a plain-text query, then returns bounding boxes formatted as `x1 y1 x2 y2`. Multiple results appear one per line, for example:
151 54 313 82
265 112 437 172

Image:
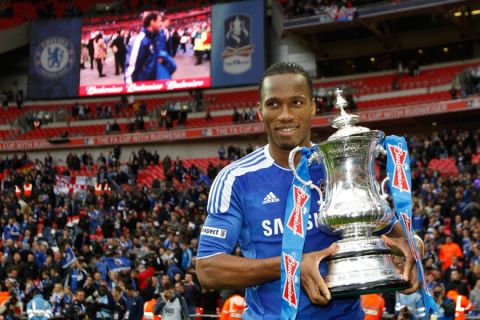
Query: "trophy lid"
327 88 371 141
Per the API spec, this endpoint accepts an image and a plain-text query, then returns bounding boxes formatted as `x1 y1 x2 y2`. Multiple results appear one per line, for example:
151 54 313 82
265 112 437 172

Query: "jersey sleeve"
372 216 398 236
197 172 243 259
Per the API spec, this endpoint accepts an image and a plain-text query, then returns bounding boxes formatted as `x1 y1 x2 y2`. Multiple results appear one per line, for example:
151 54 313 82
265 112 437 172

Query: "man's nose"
278 105 293 121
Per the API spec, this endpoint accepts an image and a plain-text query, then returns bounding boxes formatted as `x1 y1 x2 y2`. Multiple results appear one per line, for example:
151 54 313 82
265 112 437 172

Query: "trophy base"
325 237 411 298
330 278 410 298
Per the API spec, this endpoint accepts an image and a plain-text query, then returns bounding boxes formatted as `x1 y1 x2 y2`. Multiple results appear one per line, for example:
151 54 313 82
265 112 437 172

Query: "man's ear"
257 102 263 121
310 98 316 117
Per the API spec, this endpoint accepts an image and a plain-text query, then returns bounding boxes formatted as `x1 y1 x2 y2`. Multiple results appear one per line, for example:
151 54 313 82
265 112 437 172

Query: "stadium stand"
2 59 476 143
0 127 477 318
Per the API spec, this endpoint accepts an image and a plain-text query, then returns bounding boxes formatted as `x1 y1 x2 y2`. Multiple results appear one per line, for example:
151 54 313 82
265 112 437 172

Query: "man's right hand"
300 243 339 306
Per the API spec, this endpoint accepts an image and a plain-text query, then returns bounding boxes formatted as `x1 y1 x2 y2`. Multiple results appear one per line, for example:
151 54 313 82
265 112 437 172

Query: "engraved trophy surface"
289 89 410 297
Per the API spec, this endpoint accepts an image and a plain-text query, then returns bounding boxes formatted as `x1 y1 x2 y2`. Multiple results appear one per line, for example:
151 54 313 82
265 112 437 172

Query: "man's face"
151 17 162 32
86 277 93 286
175 282 184 293
258 74 315 153
76 291 85 302
164 288 174 300
99 285 107 295
451 270 460 281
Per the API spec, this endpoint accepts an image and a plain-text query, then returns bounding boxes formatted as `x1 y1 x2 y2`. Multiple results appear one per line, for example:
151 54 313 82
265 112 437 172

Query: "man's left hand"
381 234 420 294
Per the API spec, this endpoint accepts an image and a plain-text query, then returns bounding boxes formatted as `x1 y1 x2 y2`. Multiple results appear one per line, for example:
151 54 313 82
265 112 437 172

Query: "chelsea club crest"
34 36 75 79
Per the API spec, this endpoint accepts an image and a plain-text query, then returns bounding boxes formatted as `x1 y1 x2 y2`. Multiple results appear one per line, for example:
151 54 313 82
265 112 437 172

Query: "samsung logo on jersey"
201 226 227 239
262 213 320 237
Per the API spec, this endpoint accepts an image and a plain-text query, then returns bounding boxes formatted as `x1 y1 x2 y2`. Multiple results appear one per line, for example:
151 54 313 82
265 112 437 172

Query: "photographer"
63 289 87 320
86 283 115 319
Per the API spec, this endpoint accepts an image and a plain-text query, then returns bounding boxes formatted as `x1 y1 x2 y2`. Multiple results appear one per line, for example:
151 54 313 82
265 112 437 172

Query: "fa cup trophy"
289 89 410 297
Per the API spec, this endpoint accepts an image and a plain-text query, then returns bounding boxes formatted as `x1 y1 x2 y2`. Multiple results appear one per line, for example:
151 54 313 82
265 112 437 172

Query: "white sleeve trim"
196 252 225 260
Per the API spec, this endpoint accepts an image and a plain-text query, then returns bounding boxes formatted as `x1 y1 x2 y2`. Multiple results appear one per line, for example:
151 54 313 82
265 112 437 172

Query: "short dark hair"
143 12 158 29
259 62 313 101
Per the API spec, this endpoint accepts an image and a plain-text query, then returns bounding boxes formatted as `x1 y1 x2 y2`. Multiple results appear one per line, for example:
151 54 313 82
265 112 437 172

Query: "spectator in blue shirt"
181 243 192 271
2 218 19 241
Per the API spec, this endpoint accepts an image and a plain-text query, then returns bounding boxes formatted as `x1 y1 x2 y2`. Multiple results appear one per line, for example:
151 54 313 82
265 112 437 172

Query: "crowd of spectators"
280 0 357 20
279 0 419 20
0 126 476 318
70 97 144 122
314 87 356 113
0 145 229 319
1 90 23 110
232 107 256 124
375 128 480 318
0 1 13 19
451 66 480 100
0 0 82 21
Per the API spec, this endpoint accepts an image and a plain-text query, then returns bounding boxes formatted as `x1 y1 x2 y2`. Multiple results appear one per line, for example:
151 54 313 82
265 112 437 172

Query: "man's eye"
292 100 304 106
267 102 279 108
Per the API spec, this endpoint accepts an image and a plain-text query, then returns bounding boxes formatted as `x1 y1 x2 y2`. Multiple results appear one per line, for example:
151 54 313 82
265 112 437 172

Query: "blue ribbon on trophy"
280 146 313 320
383 135 438 314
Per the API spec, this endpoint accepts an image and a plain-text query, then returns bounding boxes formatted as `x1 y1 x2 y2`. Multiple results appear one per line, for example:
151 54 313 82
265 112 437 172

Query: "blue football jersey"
198 146 393 319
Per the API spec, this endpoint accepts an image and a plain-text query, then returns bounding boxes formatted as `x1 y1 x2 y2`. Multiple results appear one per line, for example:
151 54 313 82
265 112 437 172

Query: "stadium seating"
427 157 459 177
137 157 228 186
356 91 451 109
0 107 27 125
15 114 245 140
1 60 477 142
0 128 20 140
16 121 157 140
0 0 212 31
53 156 226 187
317 61 480 96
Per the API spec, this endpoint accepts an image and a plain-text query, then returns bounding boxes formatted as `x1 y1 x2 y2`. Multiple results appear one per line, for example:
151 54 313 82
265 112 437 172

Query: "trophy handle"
288 146 325 210
373 143 389 200
380 176 389 200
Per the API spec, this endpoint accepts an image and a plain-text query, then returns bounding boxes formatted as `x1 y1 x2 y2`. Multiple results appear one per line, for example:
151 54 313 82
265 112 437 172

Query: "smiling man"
196 62 419 319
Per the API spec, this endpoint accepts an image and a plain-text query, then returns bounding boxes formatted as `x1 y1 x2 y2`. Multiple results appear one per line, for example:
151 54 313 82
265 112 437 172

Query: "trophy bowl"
289 89 410 298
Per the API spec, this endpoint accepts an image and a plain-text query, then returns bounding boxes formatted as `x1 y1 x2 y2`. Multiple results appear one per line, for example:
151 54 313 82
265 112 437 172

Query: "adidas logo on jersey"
262 192 280 204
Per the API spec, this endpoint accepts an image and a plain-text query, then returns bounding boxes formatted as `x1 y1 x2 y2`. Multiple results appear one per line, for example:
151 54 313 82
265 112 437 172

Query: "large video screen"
78 8 211 96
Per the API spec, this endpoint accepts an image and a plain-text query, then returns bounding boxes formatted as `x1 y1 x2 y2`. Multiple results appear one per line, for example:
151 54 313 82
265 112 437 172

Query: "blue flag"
105 257 131 272
61 246 76 269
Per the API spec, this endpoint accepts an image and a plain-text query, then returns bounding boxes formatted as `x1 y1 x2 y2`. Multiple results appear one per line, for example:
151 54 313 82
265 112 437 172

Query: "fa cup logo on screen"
222 15 255 74
34 36 75 79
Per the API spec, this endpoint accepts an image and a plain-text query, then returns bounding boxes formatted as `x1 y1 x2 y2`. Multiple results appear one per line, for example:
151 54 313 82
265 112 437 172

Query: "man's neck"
268 143 312 169
268 146 292 168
